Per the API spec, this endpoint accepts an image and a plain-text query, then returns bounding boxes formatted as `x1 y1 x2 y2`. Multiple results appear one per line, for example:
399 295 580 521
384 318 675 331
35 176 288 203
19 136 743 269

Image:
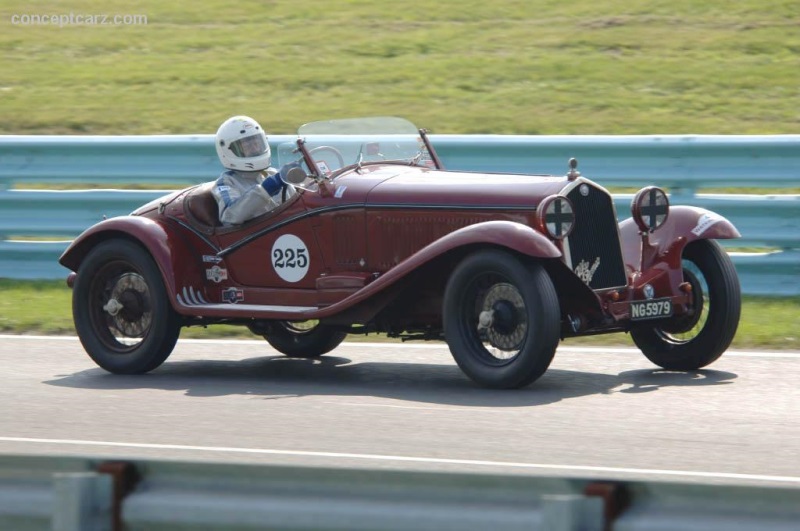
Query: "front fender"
316 220 560 318
426 219 562 260
59 216 204 308
620 206 740 271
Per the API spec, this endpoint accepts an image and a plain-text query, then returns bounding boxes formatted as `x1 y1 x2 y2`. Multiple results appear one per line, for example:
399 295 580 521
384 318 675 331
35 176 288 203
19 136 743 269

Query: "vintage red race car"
60 117 741 389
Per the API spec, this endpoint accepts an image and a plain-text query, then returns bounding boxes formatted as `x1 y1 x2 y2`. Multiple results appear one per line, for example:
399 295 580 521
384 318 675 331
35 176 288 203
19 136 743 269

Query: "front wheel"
443 250 560 389
263 321 347 358
72 239 181 374
631 239 741 370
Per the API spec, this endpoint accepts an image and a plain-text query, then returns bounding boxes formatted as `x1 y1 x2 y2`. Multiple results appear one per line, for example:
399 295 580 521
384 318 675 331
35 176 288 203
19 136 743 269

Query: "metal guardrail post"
52 472 112 531
541 494 604 531
96 461 140 531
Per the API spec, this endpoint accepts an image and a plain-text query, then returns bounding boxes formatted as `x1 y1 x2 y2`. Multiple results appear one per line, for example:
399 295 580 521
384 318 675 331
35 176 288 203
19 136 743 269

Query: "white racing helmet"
215 116 271 171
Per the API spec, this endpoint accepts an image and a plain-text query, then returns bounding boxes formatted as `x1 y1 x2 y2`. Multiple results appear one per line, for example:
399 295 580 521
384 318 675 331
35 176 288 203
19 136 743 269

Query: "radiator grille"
565 182 628 290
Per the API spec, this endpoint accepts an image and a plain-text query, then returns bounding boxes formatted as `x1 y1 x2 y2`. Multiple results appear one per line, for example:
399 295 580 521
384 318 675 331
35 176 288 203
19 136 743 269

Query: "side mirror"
284 166 308 185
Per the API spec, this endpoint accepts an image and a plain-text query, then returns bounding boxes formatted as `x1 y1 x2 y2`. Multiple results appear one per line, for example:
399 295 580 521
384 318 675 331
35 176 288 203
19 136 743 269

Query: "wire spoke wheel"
263 320 346 358
472 279 528 364
656 263 708 344
89 264 153 352
283 320 321 334
100 269 154 349
443 250 560 389
631 239 741 370
73 240 181 374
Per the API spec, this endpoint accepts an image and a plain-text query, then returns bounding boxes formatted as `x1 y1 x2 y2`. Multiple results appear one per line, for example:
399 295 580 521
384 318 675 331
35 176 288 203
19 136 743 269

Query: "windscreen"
276 117 435 176
297 116 419 135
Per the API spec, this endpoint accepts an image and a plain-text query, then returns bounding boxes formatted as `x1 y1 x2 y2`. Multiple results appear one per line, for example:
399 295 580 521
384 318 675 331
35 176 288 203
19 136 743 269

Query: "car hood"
362 166 569 208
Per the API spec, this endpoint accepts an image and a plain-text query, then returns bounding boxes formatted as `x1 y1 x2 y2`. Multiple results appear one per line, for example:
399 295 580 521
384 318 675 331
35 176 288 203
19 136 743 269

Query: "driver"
212 115 296 225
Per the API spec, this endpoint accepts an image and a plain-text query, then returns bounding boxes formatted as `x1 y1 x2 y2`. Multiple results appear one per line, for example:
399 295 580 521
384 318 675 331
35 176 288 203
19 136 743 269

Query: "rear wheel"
264 320 347 358
443 250 560 389
73 239 181 374
631 239 740 370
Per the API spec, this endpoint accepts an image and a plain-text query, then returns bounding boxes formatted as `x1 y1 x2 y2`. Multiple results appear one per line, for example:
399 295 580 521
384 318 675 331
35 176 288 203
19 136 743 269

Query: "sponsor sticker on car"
316 160 331 176
222 287 244 304
631 297 673 320
206 265 228 283
691 213 723 236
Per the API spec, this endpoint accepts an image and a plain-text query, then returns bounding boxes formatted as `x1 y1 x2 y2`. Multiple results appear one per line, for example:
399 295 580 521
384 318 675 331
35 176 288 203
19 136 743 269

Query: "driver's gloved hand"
277 161 301 179
261 173 285 196
263 162 302 196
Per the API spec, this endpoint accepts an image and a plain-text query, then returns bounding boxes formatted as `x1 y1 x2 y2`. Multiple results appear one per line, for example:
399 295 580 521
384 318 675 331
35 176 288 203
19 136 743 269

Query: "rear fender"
59 216 206 309
619 205 740 272
316 220 560 318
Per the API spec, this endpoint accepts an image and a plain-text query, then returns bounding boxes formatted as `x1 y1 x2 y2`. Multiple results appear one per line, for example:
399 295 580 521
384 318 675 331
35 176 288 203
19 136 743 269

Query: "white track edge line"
0 436 798 484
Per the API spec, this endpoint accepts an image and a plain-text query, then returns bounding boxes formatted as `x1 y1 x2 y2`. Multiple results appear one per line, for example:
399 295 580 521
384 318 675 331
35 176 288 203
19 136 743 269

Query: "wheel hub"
102 298 124 316
491 300 518 334
479 283 527 351
117 289 146 321
105 273 152 338
660 267 704 335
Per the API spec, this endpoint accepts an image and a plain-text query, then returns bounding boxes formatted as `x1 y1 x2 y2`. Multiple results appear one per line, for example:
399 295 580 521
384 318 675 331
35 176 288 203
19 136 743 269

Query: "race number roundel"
271 234 310 283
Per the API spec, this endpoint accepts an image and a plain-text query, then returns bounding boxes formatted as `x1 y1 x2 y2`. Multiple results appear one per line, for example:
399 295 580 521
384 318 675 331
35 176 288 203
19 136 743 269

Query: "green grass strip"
1 279 796 350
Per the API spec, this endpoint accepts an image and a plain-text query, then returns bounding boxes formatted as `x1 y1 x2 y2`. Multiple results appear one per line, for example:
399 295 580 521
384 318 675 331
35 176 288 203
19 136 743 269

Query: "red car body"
60 118 741 388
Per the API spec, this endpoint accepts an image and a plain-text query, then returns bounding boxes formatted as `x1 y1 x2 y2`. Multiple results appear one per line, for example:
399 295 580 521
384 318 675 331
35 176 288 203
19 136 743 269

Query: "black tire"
630 239 741 370
72 239 181 374
264 321 347 358
443 249 560 389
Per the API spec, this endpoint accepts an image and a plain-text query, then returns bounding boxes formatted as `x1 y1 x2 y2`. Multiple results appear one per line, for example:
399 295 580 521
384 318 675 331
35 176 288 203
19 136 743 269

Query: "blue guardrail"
0 134 798 295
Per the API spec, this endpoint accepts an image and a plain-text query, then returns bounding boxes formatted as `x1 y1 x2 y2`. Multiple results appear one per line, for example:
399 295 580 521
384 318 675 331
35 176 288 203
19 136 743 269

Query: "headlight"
538 195 575 239
632 186 669 233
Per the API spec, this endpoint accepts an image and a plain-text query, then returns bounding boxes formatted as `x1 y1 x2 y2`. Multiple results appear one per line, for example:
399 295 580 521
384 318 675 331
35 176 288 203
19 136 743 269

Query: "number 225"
273 248 308 269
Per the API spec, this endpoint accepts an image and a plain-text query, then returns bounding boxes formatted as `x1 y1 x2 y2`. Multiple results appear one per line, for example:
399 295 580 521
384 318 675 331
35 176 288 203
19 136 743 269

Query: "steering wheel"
308 145 345 171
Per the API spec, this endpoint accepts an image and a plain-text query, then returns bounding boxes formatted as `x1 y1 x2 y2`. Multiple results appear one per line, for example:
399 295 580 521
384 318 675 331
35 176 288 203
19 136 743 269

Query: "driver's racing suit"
211 169 296 226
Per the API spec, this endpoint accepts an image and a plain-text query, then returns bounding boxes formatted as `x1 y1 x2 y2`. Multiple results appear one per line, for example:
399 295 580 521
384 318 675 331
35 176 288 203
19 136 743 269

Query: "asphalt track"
1 335 798 487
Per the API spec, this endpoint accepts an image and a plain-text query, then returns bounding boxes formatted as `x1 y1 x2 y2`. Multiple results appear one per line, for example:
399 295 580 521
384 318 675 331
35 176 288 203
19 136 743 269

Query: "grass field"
1 0 798 135
1 280 797 350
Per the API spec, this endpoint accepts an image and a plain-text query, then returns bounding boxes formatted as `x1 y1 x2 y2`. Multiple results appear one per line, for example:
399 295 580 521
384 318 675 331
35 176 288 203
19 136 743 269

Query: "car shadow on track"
44 353 738 408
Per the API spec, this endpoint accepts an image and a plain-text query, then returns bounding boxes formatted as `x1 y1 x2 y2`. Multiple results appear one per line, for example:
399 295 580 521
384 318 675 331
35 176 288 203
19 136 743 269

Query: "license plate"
630 298 673 321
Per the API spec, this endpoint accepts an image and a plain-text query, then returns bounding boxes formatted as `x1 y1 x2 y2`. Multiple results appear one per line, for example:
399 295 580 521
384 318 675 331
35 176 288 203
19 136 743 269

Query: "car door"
210 191 323 308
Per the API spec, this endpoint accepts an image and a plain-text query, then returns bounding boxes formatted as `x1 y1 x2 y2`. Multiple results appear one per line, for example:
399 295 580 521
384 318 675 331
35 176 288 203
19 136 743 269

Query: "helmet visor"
229 134 267 158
